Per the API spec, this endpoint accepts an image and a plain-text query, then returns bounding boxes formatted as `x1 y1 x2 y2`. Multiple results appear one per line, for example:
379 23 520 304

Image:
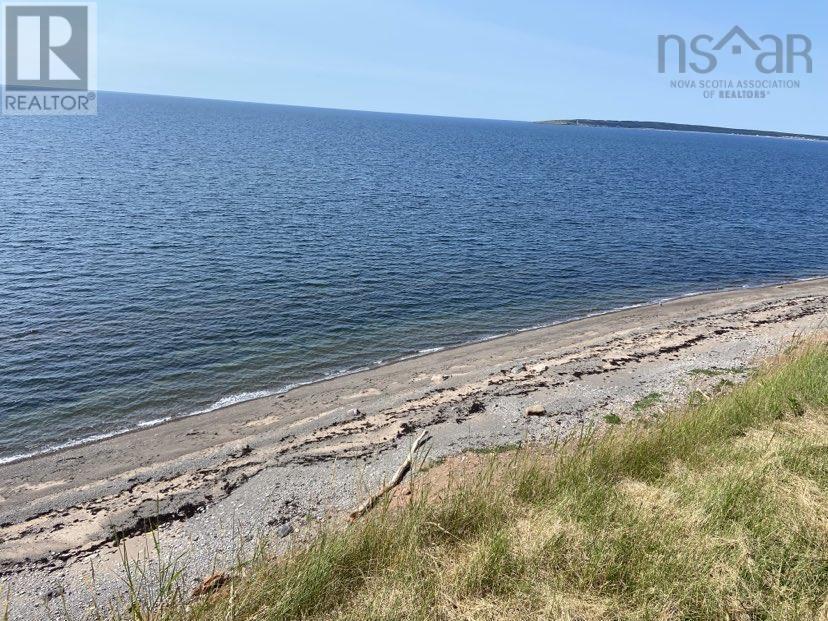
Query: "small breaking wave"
0 389 278 466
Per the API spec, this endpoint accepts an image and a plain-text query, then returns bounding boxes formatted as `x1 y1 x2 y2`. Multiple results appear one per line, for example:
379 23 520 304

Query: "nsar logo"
658 26 812 74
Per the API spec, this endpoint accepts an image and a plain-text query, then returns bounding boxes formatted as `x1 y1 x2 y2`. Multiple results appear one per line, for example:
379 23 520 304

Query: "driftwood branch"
350 429 431 520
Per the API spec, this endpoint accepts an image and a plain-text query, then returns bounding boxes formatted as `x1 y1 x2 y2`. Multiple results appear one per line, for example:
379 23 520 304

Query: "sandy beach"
1 278 826 618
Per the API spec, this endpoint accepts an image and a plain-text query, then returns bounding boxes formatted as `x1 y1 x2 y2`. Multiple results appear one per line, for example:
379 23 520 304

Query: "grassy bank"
117 339 828 621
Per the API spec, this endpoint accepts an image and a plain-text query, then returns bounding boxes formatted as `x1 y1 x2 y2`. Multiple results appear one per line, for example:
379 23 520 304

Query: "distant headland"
538 119 828 141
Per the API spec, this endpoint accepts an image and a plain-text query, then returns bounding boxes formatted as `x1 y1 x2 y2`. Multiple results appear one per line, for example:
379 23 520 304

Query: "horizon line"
93 89 824 137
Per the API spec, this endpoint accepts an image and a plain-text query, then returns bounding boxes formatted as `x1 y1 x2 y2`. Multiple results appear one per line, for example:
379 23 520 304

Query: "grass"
688 366 747 377
632 392 662 411
105 338 828 621
469 442 521 456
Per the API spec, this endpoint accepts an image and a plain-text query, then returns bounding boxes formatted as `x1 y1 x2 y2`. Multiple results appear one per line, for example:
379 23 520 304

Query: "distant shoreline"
538 119 828 142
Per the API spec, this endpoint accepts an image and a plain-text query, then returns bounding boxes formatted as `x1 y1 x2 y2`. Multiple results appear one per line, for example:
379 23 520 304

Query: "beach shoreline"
1 277 827 617
3 274 825 469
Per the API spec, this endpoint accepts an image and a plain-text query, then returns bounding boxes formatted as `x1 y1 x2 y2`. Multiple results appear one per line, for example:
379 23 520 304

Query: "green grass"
687 389 707 407
632 392 662 411
103 339 828 621
603 414 622 425
688 366 748 377
469 442 521 455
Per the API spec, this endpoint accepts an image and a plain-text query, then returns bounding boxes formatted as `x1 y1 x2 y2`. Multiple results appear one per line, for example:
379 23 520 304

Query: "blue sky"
101 0 825 133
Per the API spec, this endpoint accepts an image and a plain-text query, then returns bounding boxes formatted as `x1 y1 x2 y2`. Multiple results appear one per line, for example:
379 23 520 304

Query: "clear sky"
100 0 826 134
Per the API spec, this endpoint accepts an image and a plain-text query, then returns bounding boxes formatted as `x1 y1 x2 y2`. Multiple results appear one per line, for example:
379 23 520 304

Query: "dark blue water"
0 93 826 462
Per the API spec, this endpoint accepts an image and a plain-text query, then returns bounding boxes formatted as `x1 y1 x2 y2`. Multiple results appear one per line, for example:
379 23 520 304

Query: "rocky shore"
1 278 826 618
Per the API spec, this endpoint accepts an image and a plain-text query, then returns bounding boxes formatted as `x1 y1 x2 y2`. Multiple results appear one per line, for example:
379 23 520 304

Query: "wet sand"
1 278 826 617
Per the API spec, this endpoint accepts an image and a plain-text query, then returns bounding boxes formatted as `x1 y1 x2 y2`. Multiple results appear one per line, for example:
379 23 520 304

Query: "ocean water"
0 93 826 462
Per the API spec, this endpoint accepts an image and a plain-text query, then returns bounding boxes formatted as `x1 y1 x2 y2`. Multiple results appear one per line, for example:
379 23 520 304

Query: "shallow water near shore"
0 93 826 462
